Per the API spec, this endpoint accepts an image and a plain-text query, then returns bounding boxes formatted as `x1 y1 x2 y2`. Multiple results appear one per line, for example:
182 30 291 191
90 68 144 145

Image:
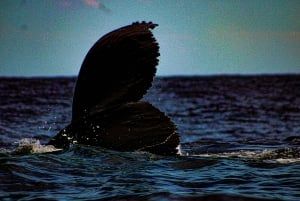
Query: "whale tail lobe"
72 22 160 122
48 22 180 155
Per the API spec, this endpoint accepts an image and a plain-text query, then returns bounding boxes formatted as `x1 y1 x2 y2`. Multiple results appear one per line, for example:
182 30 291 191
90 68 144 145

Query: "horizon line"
1 72 299 79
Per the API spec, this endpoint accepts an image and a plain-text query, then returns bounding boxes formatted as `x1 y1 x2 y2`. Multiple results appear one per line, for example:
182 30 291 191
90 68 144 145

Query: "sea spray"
13 138 62 154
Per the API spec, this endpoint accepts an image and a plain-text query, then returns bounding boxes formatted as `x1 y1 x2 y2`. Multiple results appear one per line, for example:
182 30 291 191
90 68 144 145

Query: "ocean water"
0 75 300 201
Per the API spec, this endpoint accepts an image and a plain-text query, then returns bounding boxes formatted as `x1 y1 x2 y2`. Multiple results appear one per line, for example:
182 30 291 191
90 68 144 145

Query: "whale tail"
48 102 180 155
72 22 160 122
48 22 180 155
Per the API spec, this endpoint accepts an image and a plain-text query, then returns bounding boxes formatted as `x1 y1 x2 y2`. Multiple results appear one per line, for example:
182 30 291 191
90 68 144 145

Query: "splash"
13 138 62 155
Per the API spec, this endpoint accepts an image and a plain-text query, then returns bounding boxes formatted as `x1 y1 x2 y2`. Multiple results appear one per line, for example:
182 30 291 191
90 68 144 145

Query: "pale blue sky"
0 0 299 76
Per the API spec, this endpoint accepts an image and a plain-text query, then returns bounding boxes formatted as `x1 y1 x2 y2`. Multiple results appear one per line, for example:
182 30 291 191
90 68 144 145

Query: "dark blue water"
1 75 300 201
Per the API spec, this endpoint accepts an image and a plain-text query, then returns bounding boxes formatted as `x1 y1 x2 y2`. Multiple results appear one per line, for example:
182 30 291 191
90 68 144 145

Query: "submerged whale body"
47 22 180 155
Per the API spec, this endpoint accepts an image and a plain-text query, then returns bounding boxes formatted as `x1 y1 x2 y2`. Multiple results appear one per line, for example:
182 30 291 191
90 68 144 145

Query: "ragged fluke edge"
47 22 181 156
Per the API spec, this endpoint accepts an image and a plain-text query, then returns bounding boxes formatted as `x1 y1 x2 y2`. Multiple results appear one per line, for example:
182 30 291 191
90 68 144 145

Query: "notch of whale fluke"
47 22 180 156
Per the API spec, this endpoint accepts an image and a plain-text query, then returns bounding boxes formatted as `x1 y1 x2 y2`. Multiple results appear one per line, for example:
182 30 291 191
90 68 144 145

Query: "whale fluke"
48 102 179 155
72 22 160 122
48 22 180 155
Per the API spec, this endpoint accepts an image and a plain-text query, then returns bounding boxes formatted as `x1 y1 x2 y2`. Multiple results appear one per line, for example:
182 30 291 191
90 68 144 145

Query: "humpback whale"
47 22 180 155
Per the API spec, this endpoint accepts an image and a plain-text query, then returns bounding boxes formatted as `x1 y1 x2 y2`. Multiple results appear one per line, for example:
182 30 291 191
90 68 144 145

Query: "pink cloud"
54 0 110 12
84 0 100 8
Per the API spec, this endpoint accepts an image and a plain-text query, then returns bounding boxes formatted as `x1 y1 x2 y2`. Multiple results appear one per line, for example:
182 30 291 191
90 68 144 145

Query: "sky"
0 0 299 76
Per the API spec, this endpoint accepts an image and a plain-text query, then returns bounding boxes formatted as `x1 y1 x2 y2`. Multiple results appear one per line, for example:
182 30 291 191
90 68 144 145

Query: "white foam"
188 149 300 163
13 138 62 154
176 144 182 156
263 158 300 164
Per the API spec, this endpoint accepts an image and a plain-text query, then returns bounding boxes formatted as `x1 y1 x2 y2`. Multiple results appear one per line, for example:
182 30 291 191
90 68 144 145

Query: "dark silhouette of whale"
47 22 180 155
